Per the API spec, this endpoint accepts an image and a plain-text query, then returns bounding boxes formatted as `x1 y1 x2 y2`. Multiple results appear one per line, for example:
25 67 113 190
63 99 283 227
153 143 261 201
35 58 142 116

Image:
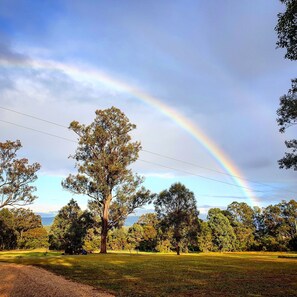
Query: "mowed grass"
0 250 296 296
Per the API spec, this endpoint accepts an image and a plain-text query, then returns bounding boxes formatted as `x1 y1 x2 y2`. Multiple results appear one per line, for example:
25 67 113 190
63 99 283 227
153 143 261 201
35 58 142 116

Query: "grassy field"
0 250 296 296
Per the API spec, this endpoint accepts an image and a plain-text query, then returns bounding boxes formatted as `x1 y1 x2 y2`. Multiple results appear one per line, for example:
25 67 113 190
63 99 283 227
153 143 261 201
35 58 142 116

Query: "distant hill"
41 215 139 227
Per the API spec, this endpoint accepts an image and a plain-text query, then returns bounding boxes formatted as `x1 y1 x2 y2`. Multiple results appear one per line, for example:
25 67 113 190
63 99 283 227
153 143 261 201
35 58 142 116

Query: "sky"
0 0 296 217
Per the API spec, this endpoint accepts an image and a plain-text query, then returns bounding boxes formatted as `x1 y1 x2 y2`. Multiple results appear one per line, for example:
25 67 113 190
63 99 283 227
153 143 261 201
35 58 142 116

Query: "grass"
0 250 296 296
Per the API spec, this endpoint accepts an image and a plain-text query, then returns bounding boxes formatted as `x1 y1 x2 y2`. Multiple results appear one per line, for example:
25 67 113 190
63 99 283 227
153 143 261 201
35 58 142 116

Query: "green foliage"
252 200 297 251
83 227 101 252
49 199 92 253
137 213 158 251
154 183 199 255
0 208 17 250
107 227 128 251
277 79 297 170
62 107 153 253
275 0 297 61
155 239 172 253
225 202 255 251
127 223 143 251
11 208 42 248
0 208 44 250
0 140 41 209
208 208 236 252
197 221 213 252
18 227 49 249
275 2 297 171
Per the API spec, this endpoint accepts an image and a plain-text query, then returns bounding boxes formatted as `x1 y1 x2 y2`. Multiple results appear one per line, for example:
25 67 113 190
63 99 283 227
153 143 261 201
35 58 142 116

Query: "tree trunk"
100 194 112 253
176 242 180 255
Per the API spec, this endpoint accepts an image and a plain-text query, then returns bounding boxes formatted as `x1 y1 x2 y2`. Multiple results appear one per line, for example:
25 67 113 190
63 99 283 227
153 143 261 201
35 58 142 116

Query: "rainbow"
0 58 258 205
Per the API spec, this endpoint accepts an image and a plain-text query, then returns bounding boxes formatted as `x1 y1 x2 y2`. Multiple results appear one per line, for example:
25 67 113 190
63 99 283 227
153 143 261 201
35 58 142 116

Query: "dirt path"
0 263 114 297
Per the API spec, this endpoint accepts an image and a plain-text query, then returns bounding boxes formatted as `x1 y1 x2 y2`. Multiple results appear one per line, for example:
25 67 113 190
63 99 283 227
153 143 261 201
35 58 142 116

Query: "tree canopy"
275 0 297 61
154 182 199 255
49 199 92 254
62 107 153 253
0 140 41 209
275 1 297 170
277 79 297 170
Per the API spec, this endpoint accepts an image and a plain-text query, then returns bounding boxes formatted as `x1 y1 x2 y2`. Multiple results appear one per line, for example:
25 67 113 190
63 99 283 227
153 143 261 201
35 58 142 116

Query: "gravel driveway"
0 263 114 297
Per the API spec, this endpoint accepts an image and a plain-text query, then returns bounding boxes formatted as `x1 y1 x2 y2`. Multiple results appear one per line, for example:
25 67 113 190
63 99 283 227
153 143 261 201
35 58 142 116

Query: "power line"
0 119 263 193
0 120 76 143
0 106 67 128
1 106 296 195
0 105 275 186
139 159 264 192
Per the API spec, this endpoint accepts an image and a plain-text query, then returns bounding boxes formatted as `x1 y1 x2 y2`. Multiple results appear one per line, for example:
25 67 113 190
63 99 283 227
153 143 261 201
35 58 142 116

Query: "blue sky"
0 0 296 216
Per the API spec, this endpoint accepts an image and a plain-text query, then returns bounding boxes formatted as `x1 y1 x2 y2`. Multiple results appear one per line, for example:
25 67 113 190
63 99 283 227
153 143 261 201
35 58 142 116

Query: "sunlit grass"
0 250 296 296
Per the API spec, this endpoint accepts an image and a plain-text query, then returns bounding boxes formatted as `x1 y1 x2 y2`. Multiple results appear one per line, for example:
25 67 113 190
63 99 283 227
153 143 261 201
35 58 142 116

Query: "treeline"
1 185 296 254
47 184 297 254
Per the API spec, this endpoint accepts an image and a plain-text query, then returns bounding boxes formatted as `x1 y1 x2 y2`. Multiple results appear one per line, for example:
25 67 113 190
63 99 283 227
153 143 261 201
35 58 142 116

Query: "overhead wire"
0 106 274 185
0 119 263 193
1 106 296 195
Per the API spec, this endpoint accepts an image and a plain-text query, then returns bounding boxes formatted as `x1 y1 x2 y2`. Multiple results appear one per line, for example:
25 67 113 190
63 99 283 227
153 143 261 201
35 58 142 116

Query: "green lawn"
0 250 296 296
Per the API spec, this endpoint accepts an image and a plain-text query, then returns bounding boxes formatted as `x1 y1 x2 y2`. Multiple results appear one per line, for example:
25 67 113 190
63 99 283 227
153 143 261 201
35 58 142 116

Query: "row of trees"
0 186 296 254
46 185 297 254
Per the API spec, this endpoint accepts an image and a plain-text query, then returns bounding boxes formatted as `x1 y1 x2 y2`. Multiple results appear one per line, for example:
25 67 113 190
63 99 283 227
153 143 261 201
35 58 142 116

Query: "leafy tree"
197 221 213 252
11 208 42 244
258 200 297 251
49 199 92 253
275 1 297 170
0 208 17 250
127 223 143 252
225 202 255 251
18 227 48 249
107 227 128 251
275 0 297 61
83 227 101 252
137 213 158 251
277 79 297 170
154 183 199 255
155 238 172 253
62 107 153 253
207 208 236 252
278 200 297 242
0 140 41 209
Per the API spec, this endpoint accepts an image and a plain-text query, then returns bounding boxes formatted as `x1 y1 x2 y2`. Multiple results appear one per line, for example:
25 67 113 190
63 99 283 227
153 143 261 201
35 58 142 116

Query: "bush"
18 227 49 249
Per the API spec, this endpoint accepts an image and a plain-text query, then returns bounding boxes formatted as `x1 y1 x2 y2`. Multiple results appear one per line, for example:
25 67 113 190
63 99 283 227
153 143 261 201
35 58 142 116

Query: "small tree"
18 227 49 249
62 107 153 253
197 221 213 252
154 183 199 255
49 199 92 253
0 140 40 208
225 202 255 251
207 208 236 252
0 208 17 250
137 213 158 251
11 208 42 243
127 223 143 252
